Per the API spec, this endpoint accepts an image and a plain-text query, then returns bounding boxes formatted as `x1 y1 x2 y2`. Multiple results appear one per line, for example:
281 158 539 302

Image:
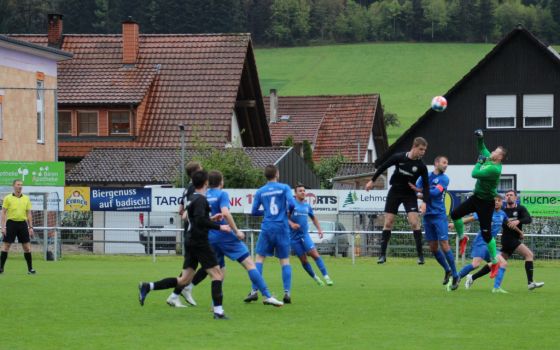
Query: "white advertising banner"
0 186 64 211
337 190 392 212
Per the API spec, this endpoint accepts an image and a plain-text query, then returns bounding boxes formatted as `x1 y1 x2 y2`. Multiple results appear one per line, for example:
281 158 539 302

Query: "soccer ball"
431 96 447 112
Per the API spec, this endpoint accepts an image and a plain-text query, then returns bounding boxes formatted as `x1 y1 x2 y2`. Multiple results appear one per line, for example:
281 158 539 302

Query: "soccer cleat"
243 290 258 303
181 285 197 306
324 276 334 286
465 274 474 289
442 270 452 285
314 276 325 287
283 293 291 304
451 276 460 291
27 269 36 275
459 236 469 256
528 281 544 290
213 313 229 320
166 295 187 308
377 256 386 264
263 296 284 307
490 263 499 279
492 287 509 294
417 256 425 265
138 282 150 306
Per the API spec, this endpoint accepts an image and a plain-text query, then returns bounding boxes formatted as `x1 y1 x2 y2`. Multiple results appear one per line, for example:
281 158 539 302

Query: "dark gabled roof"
66 147 292 185
0 34 72 60
377 26 560 166
333 162 376 179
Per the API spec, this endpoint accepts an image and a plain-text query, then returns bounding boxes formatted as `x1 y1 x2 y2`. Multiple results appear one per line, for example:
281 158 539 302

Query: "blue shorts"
256 222 290 259
291 234 316 257
210 238 250 268
423 215 449 242
470 244 491 262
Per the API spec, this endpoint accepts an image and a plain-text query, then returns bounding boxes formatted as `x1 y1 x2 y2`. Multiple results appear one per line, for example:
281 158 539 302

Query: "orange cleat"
490 262 500 279
459 236 469 256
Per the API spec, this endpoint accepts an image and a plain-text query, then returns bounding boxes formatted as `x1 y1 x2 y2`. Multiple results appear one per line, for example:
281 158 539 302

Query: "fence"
22 210 560 264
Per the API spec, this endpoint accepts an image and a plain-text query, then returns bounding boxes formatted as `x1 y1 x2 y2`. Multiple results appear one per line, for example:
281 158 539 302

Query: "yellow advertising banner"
64 187 90 211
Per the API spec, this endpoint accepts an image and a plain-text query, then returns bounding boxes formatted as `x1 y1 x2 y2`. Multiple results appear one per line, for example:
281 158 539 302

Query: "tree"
302 140 314 168
282 136 294 146
314 153 347 189
383 107 400 128
422 0 449 40
478 0 496 42
268 0 311 45
309 0 344 41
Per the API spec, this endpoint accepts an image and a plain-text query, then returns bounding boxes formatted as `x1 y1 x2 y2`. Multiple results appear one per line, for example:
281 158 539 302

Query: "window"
523 94 553 128
58 111 72 135
486 95 516 128
498 174 516 192
109 111 131 135
37 80 45 143
78 111 98 135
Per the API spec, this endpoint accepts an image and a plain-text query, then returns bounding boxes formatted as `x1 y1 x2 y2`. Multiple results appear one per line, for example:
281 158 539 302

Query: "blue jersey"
290 200 315 239
206 188 235 243
472 210 508 247
416 171 449 216
251 182 296 223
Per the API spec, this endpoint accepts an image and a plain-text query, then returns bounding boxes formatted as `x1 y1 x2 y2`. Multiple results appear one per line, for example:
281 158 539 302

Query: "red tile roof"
265 95 382 162
11 33 266 151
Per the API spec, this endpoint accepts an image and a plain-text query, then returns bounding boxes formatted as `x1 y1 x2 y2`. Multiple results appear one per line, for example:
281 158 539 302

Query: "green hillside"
255 43 495 143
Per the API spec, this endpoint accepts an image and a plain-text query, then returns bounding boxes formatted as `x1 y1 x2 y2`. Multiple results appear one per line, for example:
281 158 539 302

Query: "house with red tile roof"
265 92 388 164
11 14 271 170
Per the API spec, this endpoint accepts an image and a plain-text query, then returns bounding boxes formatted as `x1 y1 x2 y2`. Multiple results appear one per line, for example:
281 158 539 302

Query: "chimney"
122 17 139 65
47 14 63 48
270 89 278 123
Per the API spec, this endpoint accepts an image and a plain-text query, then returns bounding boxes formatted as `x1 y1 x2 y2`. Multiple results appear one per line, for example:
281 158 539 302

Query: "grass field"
1 254 559 350
255 43 493 142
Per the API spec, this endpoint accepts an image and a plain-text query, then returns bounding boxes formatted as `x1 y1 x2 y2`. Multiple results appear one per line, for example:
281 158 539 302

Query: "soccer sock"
153 277 178 290
443 249 458 278
433 250 450 272
192 268 208 286
211 280 223 307
472 264 491 281
381 230 391 256
282 264 292 293
413 230 423 258
487 238 498 263
301 262 316 278
314 256 328 277
0 251 8 269
525 261 534 284
458 264 475 279
494 267 506 289
452 219 464 239
24 252 33 270
252 262 263 291
248 268 271 298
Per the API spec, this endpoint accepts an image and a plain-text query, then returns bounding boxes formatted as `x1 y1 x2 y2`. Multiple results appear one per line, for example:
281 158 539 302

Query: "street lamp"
179 123 186 188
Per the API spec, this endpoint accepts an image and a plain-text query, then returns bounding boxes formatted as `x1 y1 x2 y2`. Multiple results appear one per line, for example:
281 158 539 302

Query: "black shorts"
450 194 494 242
183 242 218 270
4 220 30 244
384 188 419 214
501 234 522 256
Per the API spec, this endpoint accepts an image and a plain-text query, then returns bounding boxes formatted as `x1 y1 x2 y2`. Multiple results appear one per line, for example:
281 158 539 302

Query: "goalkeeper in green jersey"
450 129 507 279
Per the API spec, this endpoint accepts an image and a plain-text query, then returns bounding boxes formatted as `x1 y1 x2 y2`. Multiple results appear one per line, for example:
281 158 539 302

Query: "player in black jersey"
469 189 544 290
365 137 431 264
138 170 232 319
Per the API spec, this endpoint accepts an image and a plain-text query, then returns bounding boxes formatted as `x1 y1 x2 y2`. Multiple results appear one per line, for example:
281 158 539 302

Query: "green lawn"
1 255 558 349
255 43 494 142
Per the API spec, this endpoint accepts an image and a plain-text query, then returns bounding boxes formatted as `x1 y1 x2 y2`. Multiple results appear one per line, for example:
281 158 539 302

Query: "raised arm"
477 137 491 157
371 153 399 183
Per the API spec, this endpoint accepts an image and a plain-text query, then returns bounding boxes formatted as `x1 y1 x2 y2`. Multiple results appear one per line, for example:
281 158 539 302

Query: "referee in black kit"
1 179 36 274
365 137 431 264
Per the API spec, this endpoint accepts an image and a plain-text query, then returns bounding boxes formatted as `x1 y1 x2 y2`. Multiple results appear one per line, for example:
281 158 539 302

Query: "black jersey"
372 152 430 202
186 192 220 244
502 205 532 238
178 183 196 207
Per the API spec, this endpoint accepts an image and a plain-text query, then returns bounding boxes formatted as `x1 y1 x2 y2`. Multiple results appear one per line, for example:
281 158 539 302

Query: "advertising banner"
91 188 151 211
0 161 65 186
64 187 91 211
520 191 560 217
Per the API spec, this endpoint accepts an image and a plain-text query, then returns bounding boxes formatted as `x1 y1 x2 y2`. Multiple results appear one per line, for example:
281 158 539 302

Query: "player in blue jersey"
453 194 511 293
167 171 284 307
413 156 459 291
288 184 333 287
245 165 297 304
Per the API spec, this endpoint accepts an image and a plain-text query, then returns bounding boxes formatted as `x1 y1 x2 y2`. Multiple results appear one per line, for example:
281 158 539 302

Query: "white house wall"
0 46 58 76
